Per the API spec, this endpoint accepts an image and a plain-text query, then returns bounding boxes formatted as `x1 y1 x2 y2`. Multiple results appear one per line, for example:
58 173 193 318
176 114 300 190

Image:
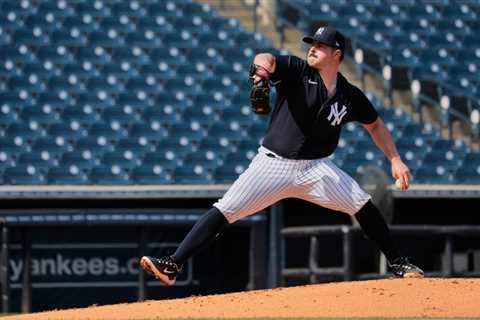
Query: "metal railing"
281 225 480 284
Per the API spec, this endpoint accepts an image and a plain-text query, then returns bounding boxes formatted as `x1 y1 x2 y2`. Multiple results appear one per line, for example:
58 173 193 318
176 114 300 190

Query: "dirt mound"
9 278 480 319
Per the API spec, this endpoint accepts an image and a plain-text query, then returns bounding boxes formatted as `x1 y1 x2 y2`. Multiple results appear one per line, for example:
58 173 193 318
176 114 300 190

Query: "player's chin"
307 57 319 67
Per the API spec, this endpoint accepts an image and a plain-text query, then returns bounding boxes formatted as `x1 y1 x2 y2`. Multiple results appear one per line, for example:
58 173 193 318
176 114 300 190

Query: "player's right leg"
141 149 296 285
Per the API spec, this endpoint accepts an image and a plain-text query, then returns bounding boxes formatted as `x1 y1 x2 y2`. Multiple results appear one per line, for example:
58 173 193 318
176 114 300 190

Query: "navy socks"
171 207 228 266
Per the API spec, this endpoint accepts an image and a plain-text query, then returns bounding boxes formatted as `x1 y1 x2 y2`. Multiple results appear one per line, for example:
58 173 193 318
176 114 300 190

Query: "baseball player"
141 25 424 286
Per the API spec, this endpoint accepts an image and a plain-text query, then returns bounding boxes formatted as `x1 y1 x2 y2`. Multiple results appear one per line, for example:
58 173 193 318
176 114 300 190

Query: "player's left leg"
295 157 423 278
141 149 297 285
140 207 228 286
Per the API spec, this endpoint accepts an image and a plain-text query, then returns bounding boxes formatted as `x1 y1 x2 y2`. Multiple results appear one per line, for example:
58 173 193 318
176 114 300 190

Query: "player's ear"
334 49 341 60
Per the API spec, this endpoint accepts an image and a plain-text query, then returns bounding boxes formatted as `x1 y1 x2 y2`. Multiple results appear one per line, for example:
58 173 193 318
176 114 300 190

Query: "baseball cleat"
140 256 180 286
389 257 424 278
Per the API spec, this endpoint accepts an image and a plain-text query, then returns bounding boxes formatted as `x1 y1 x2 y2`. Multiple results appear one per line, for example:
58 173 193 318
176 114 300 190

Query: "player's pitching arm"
363 117 411 191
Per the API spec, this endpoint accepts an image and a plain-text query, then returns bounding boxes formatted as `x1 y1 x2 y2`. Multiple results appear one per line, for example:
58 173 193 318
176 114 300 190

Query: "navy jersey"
262 55 378 159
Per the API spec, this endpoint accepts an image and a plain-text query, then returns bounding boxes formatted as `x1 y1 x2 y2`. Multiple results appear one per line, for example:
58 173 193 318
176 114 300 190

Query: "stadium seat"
62 16 99 33
89 165 132 185
101 150 141 170
214 163 247 183
3 165 46 185
47 165 90 184
413 166 452 184
12 27 50 46
51 30 88 47
75 2 111 18
60 151 97 169
173 166 213 184
130 165 173 184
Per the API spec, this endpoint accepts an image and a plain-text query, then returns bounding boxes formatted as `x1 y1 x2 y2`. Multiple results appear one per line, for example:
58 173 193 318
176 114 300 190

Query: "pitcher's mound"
10 278 480 319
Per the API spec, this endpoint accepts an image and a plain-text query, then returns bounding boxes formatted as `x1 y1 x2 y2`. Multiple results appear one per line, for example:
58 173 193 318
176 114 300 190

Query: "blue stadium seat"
100 16 136 35
89 165 132 185
47 75 85 94
176 63 214 81
7 75 46 94
47 165 90 184
136 16 175 35
130 165 173 184
162 32 199 50
414 166 452 184
149 47 188 66
62 16 99 33
142 106 182 127
12 27 50 46
88 121 128 142
125 32 162 49
37 2 75 19
101 108 143 129
0 104 20 128
35 45 74 66
139 63 176 82
75 136 114 157
116 92 152 112
3 165 46 185
6 122 44 142
86 76 125 94
156 137 192 160
88 31 126 48
422 150 463 171
115 137 155 154
62 63 98 79
173 166 213 184
32 137 72 156
60 151 97 169
146 2 184 19
101 150 141 170
62 106 100 128
208 122 245 145
74 46 112 65
20 105 62 126
128 124 168 146
0 150 16 169
16 150 58 169
214 163 247 183
51 30 88 47
0 2 34 18
112 47 150 66
75 2 111 18
125 76 161 94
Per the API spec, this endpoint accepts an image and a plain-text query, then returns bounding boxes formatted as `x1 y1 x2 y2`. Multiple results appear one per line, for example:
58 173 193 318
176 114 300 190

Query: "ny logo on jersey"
327 102 347 126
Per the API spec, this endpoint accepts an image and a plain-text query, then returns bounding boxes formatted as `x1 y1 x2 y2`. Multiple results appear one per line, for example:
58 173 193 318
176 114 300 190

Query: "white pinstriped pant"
214 146 371 223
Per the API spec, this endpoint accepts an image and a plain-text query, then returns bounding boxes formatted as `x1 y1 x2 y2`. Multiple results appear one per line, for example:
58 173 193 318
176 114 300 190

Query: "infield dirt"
8 278 480 319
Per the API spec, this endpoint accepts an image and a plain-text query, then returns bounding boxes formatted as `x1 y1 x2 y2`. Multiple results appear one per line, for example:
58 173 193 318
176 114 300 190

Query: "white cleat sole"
140 256 176 286
403 272 424 278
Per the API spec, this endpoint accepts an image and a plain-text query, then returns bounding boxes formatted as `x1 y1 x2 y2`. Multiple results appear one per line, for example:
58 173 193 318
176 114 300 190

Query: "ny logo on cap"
315 27 325 36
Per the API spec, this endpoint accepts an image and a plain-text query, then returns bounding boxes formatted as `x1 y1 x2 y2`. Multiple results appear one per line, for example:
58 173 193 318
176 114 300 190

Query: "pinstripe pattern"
214 147 371 223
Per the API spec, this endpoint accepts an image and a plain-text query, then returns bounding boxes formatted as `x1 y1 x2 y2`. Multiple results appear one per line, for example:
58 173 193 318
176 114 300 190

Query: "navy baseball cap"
302 25 345 53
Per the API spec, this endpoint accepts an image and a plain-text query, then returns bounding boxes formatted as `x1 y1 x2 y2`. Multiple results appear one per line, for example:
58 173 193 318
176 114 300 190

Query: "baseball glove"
249 64 270 115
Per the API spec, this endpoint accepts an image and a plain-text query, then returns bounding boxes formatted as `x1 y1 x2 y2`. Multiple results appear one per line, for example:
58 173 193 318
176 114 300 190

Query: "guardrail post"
268 202 284 288
444 235 454 276
21 229 32 313
1 223 9 313
308 236 318 283
342 226 352 281
138 227 147 301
